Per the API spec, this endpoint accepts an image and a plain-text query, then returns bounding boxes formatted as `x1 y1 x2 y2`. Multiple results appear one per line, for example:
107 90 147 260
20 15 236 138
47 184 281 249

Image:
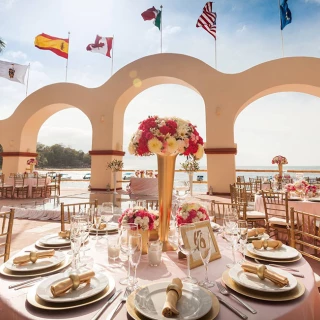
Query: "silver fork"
216 281 257 314
105 287 131 320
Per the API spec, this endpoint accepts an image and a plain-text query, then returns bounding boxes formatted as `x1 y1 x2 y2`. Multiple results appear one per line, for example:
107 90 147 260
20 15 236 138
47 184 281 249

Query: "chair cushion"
240 211 265 219
269 217 297 225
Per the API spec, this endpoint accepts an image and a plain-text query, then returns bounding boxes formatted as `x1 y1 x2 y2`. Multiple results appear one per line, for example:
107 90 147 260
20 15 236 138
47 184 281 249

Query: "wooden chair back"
0 209 14 262
289 207 320 262
60 199 98 231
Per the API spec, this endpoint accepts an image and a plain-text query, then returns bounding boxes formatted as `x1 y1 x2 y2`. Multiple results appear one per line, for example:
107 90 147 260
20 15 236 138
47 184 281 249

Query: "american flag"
196 2 217 39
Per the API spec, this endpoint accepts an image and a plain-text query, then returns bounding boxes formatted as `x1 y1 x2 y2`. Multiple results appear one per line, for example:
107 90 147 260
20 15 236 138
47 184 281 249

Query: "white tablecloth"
0 234 319 320
129 177 158 196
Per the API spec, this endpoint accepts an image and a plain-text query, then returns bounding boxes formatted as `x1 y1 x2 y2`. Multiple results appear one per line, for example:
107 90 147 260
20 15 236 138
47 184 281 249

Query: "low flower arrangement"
294 180 309 192
305 184 317 195
27 158 37 165
272 155 288 165
128 116 204 159
176 202 209 226
284 183 296 192
285 180 317 197
118 206 158 231
107 159 124 172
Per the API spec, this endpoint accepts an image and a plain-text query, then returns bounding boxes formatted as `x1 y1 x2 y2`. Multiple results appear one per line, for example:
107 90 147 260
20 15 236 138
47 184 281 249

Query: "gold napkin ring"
69 274 80 290
29 251 38 263
257 264 266 280
263 239 268 250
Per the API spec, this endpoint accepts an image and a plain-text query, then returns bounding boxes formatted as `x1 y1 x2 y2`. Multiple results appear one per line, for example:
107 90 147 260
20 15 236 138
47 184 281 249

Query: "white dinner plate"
5 251 65 272
35 240 70 250
36 271 111 303
91 223 118 233
246 243 299 260
39 234 71 246
134 282 212 320
229 264 297 293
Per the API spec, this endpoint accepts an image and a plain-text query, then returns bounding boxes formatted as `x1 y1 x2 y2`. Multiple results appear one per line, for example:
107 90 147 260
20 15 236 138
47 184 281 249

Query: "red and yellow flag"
34 33 69 59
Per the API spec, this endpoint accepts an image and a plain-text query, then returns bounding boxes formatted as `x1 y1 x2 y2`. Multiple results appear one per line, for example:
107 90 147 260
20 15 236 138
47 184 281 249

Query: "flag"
141 6 162 30
196 2 217 39
86 35 113 58
0 60 28 84
280 0 292 30
34 33 69 59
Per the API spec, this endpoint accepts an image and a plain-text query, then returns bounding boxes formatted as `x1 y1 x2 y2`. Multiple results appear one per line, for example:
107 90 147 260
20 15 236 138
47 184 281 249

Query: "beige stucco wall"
1 54 320 193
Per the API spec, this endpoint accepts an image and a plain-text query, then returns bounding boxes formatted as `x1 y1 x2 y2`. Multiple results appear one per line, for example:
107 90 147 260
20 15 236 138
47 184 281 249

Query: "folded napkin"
13 249 55 265
58 230 70 239
252 239 282 250
50 270 95 297
162 278 183 317
98 223 107 230
241 262 289 287
248 228 265 238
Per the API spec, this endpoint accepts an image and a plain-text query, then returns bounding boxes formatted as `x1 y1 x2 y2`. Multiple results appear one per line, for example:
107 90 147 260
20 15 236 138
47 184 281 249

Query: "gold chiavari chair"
211 200 234 224
31 174 47 198
60 199 98 231
249 178 262 193
46 174 62 196
289 207 320 287
0 173 13 198
13 174 29 198
0 209 14 262
237 176 245 183
262 190 290 240
145 199 159 210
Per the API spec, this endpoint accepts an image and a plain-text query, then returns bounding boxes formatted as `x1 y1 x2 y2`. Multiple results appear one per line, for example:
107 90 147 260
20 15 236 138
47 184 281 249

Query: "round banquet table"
255 194 320 216
0 233 319 320
7 177 51 197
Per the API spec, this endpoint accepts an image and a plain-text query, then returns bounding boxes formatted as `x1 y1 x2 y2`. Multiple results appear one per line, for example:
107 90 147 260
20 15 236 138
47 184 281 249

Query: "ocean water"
38 166 320 194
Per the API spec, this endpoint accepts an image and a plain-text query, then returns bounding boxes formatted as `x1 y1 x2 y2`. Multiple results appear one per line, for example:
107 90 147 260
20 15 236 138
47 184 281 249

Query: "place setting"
35 232 72 250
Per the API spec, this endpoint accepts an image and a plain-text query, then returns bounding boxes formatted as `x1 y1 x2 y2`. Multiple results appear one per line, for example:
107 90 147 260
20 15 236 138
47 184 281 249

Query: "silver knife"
217 295 248 319
9 276 42 289
91 289 122 320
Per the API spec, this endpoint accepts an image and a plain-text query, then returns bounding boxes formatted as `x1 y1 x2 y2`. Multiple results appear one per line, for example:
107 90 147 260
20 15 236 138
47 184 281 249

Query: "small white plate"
36 271 110 303
134 282 212 320
229 264 297 293
39 234 71 246
91 223 118 233
5 251 65 272
247 243 299 260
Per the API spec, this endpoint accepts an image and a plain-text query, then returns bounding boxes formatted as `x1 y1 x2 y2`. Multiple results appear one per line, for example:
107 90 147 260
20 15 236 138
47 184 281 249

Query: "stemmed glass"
128 234 142 290
223 209 238 268
101 202 114 230
173 180 189 204
119 223 138 285
70 215 83 273
198 230 215 288
237 220 248 264
92 208 102 241
178 223 198 284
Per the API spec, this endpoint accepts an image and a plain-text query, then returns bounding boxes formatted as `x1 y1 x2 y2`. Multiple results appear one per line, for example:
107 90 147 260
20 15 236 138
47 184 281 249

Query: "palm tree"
0 38 6 53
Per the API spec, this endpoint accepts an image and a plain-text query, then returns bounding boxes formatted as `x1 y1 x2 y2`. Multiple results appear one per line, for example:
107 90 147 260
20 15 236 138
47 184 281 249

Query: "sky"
1 0 320 169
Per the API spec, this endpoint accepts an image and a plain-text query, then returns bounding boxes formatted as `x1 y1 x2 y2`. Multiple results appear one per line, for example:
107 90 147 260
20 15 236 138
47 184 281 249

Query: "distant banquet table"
7 177 51 197
129 177 158 196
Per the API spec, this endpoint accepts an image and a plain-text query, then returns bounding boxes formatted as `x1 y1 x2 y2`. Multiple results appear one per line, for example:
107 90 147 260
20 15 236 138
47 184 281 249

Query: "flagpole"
278 0 285 57
25 63 30 97
65 31 70 81
111 35 114 76
160 5 163 53
215 39 217 69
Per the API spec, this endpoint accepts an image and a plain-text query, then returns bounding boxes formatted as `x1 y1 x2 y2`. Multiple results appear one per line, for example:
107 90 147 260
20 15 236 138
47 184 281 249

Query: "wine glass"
128 234 142 290
119 223 138 285
198 230 215 288
178 223 198 284
70 216 83 272
223 209 238 268
237 220 248 264
92 208 102 241
101 202 114 228
173 180 189 203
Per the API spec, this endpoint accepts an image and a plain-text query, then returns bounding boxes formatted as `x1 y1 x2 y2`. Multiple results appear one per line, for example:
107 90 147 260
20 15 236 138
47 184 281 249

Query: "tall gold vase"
157 153 177 252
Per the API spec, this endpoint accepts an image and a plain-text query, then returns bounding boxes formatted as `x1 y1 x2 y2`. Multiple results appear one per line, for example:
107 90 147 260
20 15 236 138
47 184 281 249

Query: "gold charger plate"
245 251 302 263
26 276 115 310
222 270 305 301
0 255 72 278
126 286 220 320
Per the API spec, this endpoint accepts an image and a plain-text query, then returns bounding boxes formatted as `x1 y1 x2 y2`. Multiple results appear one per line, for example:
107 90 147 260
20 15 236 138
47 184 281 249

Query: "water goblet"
128 234 142 290
70 216 83 273
178 223 198 284
101 202 114 229
119 223 138 285
198 230 215 288
92 208 102 241
237 220 248 264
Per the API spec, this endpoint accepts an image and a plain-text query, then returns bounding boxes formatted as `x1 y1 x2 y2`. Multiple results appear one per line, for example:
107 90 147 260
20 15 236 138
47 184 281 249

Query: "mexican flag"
141 6 162 30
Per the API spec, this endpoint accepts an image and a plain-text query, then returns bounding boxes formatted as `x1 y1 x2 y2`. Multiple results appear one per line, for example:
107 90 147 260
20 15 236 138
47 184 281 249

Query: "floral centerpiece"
176 202 209 226
107 159 124 194
272 155 288 190
180 158 200 196
129 116 204 251
271 155 288 165
27 158 37 173
285 180 317 198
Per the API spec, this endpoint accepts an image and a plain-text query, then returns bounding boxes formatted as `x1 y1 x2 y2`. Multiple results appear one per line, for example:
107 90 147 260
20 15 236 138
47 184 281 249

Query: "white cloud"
236 25 247 33
5 50 27 61
163 26 181 35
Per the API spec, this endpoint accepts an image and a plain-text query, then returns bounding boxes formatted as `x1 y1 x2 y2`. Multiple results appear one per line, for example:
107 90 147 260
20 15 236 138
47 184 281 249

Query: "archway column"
89 150 125 191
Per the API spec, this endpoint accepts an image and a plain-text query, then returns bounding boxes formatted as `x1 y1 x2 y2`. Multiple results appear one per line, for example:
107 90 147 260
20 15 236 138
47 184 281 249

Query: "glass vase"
113 171 117 194
188 172 194 196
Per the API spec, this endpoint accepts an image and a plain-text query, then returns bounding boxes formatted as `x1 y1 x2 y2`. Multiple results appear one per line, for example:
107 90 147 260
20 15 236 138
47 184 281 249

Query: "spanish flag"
34 33 69 59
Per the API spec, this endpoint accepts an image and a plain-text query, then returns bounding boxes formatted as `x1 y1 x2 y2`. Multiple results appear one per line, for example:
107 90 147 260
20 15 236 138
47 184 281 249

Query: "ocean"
38 166 320 194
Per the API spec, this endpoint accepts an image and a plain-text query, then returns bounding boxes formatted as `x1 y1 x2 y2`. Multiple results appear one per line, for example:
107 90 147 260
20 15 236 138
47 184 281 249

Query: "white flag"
0 60 28 84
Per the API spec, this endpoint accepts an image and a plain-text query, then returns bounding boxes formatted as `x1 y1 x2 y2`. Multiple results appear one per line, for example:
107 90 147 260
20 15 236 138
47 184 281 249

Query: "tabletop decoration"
272 155 288 190
252 239 282 250
162 278 183 317
129 115 204 251
181 158 200 196
241 262 289 287
107 159 124 194
27 158 38 173
176 202 209 226
118 206 158 253
13 249 55 265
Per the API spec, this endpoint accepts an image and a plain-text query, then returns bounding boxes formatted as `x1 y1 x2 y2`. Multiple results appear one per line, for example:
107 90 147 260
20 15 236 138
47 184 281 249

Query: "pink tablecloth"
7 177 51 197
255 194 320 216
129 177 158 196
0 234 319 320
